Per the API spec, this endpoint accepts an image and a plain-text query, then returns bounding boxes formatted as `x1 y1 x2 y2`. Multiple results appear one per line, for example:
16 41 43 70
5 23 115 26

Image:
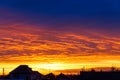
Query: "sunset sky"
0 0 120 75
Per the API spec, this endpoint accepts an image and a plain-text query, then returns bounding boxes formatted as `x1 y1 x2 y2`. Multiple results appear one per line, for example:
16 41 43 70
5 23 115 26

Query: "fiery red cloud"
0 23 120 75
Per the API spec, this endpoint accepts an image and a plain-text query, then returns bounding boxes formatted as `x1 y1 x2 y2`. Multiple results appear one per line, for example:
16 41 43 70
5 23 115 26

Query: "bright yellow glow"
32 63 65 70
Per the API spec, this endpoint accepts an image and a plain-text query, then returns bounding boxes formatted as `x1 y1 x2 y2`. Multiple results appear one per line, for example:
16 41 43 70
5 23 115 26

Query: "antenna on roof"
81 66 85 72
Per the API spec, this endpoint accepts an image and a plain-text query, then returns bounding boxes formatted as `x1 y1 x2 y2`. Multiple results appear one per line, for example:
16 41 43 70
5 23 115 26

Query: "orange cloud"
0 23 120 75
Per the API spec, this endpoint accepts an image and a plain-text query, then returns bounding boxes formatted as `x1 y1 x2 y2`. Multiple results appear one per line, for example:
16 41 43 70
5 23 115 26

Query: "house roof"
33 71 43 76
56 73 69 79
10 65 33 74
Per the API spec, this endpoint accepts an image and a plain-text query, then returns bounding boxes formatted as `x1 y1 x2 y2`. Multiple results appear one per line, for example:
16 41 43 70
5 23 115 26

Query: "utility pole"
3 68 4 76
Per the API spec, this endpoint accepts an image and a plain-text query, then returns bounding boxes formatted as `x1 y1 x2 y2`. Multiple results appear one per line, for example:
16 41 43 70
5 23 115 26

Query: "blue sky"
0 0 120 30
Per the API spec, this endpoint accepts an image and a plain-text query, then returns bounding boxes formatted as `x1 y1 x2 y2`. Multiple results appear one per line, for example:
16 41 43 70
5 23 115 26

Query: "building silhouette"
42 73 55 80
9 65 42 80
56 73 70 80
80 68 120 80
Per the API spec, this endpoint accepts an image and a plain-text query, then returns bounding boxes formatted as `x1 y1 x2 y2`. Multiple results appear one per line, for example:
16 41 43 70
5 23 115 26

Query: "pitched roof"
56 73 69 79
10 65 33 74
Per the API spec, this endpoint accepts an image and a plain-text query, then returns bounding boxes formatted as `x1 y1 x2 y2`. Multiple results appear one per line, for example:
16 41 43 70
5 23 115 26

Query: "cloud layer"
0 23 120 65
0 22 119 75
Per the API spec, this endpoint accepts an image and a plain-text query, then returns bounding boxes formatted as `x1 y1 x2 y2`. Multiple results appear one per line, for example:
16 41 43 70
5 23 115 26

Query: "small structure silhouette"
56 73 70 80
42 73 55 80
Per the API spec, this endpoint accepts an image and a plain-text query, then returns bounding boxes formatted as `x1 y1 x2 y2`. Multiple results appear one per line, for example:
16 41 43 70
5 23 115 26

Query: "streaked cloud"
0 22 119 74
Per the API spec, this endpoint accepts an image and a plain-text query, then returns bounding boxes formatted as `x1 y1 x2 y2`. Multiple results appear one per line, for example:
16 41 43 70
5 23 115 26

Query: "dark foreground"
0 65 120 80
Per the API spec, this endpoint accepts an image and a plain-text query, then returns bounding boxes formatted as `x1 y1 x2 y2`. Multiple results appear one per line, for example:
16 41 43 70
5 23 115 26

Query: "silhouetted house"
42 73 55 80
68 75 80 80
80 70 120 80
9 65 42 80
56 73 70 80
33 71 43 80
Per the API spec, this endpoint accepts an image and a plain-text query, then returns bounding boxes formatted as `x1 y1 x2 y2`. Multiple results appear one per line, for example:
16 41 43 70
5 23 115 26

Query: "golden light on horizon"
1 56 120 75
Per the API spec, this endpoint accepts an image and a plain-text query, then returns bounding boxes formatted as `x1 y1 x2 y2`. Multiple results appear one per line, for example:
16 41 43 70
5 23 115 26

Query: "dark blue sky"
0 0 120 30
